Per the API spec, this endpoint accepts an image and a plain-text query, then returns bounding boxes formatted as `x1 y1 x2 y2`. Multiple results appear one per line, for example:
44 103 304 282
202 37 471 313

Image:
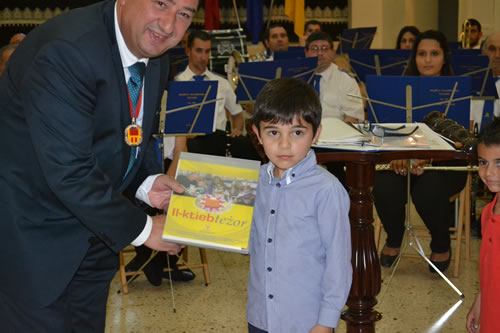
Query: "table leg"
342 161 382 333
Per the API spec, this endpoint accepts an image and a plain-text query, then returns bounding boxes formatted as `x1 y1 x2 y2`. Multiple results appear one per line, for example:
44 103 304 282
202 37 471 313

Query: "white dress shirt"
175 66 242 131
317 63 365 122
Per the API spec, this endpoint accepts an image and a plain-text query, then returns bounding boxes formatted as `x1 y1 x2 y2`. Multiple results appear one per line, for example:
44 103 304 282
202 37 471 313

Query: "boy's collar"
266 150 315 185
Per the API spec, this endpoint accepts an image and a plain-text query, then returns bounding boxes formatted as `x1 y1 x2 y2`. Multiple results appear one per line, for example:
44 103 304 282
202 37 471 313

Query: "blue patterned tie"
313 74 321 95
193 74 206 81
124 62 146 178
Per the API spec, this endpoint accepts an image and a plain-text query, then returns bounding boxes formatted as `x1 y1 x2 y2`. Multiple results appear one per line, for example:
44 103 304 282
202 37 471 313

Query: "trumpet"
460 19 471 49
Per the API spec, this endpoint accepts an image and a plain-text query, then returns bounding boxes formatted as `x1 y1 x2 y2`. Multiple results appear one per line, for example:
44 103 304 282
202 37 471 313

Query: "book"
163 152 261 254
314 122 454 152
317 117 369 145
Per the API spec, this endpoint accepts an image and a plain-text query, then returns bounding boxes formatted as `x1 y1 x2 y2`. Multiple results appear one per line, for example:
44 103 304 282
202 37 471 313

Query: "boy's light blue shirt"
247 150 352 332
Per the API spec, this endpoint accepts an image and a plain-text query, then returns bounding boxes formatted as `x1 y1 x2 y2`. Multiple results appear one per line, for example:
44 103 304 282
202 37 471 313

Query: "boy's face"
478 143 500 193
252 117 322 179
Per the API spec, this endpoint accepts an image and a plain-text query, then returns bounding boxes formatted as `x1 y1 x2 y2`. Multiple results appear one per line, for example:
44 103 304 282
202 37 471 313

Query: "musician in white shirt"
175 30 243 156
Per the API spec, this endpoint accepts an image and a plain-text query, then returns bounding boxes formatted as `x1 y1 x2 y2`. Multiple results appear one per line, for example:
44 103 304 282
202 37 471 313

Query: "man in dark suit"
0 0 198 331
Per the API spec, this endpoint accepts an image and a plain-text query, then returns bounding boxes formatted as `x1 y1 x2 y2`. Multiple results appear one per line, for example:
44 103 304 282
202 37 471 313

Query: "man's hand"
144 214 184 254
148 175 185 211
309 324 333 333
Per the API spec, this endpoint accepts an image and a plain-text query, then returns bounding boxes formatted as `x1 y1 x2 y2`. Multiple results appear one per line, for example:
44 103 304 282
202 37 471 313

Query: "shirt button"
267 267 272 272
270 209 275 214
268 294 274 299
276 183 281 188
267 238 272 243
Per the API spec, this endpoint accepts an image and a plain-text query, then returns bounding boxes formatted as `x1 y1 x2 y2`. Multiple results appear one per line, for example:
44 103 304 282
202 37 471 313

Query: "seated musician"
176 29 244 157
374 30 467 273
263 23 289 60
305 31 365 186
482 32 500 117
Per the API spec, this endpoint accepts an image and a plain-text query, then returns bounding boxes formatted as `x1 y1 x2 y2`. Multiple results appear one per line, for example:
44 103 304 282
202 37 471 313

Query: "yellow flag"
285 0 305 38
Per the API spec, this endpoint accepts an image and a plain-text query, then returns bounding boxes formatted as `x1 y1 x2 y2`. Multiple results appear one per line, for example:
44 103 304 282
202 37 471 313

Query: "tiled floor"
105 209 483 333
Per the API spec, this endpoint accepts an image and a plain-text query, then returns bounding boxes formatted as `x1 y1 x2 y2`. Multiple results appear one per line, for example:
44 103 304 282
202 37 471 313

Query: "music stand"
352 76 474 297
347 49 411 83
337 27 377 54
235 57 318 103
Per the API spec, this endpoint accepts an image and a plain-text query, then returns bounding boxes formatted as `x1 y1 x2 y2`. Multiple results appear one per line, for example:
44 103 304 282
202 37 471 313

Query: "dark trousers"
188 130 227 156
0 239 117 332
248 323 268 333
373 170 467 253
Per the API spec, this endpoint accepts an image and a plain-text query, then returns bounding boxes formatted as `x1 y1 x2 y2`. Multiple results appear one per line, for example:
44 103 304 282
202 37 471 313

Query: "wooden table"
315 149 472 333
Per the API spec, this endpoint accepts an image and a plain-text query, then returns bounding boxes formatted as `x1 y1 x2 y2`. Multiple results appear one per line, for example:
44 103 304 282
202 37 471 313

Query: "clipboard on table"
338 27 377 54
347 49 411 82
450 55 499 98
364 75 472 128
163 81 219 135
235 57 318 103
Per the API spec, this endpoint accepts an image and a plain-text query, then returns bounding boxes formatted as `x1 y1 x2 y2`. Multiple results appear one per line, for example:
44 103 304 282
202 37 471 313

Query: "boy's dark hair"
263 23 288 41
187 30 211 49
478 117 500 146
253 78 322 136
305 31 333 50
406 30 454 76
466 18 481 32
305 20 321 31
395 26 420 49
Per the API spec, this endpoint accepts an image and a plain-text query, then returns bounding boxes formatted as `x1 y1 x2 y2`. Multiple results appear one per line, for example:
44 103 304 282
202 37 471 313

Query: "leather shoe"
380 253 398 268
163 269 196 282
429 248 451 273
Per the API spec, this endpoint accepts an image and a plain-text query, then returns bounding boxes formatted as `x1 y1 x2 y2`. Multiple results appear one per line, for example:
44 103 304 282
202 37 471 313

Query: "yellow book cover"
163 152 261 254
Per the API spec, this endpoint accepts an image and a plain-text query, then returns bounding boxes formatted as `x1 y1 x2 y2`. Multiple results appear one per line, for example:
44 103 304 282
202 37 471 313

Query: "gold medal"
124 123 143 147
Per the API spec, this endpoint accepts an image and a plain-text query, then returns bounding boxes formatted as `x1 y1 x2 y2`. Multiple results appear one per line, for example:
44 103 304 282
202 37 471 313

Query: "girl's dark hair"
478 117 500 146
406 30 454 76
396 26 420 49
253 78 322 136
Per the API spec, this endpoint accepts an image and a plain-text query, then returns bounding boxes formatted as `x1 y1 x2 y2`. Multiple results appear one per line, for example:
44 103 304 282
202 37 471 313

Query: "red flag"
205 0 220 30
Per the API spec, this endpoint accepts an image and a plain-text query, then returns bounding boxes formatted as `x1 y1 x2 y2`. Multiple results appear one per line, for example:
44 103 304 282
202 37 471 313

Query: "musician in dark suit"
0 0 198 331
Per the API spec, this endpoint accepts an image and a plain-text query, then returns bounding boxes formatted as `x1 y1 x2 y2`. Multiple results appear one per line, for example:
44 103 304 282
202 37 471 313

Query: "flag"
205 0 220 30
246 0 263 44
284 0 305 38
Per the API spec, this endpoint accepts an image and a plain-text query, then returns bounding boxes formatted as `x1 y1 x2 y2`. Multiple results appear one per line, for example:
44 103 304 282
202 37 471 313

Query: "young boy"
247 78 352 333
466 118 500 333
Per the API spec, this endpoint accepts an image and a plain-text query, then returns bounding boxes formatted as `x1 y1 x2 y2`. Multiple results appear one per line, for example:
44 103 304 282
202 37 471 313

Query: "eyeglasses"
308 46 331 53
360 121 419 137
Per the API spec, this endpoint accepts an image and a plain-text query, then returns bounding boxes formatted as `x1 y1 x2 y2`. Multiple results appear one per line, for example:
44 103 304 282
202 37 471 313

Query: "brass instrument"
227 50 245 90
460 19 472 49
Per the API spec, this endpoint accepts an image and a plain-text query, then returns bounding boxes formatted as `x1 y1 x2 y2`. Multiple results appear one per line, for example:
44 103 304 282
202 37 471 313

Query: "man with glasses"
305 32 365 186
305 31 364 124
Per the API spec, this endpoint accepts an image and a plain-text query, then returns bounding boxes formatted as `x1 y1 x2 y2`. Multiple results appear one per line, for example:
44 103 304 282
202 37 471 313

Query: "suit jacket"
0 0 169 306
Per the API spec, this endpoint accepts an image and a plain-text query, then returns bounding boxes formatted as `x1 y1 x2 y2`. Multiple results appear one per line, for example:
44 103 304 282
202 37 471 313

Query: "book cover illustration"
163 152 261 254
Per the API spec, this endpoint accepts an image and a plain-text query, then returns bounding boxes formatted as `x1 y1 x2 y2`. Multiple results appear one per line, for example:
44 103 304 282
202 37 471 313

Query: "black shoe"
163 269 196 282
429 248 451 273
380 253 398 268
